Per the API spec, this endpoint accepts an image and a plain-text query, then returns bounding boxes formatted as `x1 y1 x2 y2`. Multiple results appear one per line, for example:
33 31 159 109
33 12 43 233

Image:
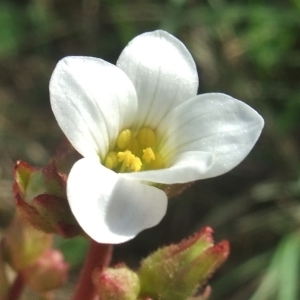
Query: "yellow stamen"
130 157 142 172
143 147 155 163
137 128 156 147
104 151 119 169
118 150 133 173
117 150 133 166
117 150 142 172
117 129 132 149
105 127 164 173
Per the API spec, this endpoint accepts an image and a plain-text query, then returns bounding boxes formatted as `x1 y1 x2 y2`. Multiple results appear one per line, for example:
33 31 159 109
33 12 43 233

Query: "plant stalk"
8 272 25 300
72 239 112 300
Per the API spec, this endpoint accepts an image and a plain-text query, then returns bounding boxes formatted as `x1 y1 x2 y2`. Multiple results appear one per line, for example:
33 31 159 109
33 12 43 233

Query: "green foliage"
0 3 23 56
55 236 89 267
250 232 300 300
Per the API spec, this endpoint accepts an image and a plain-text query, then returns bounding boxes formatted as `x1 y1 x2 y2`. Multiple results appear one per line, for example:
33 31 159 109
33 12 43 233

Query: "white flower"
50 30 264 244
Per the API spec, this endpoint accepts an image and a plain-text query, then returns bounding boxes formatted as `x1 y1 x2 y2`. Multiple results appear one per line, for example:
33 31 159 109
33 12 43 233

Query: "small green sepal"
13 160 82 238
3 213 53 271
138 227 229 300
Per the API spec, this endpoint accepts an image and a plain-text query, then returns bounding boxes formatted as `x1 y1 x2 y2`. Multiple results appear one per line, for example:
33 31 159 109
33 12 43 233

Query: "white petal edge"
156 93 264 179
67 158 168 244
117 30 198 129
50 56 138 161
122 151 215 184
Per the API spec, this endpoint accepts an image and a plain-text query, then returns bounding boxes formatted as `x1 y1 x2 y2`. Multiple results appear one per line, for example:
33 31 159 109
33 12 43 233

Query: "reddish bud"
23 249 69 293
93 266 140 300
3 213 53 271
13 160 82 238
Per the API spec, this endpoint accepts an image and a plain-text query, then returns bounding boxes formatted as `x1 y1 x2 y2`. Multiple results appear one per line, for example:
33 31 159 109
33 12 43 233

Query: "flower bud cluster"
1 213 69 297
13 160 82 237
93 227 229 300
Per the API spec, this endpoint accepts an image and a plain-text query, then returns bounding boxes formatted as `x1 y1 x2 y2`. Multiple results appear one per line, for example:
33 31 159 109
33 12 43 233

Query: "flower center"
104 128 165 173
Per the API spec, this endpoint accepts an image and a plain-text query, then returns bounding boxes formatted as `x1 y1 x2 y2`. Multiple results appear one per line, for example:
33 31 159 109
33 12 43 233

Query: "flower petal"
67 158 167 244
156 93 264 179
50 56 138 161
123 151 215 184
117 30 198 129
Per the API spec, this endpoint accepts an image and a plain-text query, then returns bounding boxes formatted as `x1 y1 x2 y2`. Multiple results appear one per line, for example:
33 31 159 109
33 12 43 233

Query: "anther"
130 157 142 172
104 151 119 169
117 150 134 166
143 148 155 163
117 129 132 149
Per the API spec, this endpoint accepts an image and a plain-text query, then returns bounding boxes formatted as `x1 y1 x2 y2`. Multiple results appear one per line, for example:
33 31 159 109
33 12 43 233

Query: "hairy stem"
72 240 113 300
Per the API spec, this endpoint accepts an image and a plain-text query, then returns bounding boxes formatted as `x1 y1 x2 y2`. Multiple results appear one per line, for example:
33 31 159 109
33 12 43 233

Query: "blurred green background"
1 0 300 299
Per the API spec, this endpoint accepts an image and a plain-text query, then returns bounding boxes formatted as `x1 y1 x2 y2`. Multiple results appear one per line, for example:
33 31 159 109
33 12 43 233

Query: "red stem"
72 240 112 300
8 272 25 300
